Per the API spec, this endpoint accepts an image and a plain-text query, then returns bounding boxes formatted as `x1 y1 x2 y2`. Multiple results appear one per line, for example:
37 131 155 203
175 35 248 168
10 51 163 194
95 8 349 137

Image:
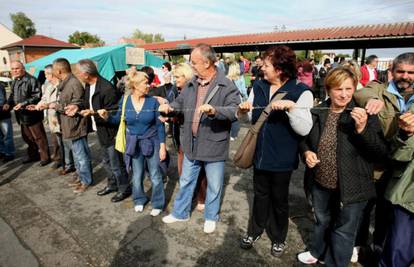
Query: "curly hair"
263 45 297 81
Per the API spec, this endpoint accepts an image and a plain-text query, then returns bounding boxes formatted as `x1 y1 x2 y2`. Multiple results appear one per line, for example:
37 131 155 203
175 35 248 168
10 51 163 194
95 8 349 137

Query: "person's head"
126 71 149 97
324 66 358 111
391 52 414 91
342 60 362 82
140 66 155 85
130 65 137 72
52 58 71 81
333 56 339 63
225 57 231 64
255 56 263 66
339 57 346 64
162 62 172 73
190 43 217 79
76 59 99 84
227 62 241 81
323 58 331 68
309 58 315 66
262 45 297 83
366 55 379 68
300 60 313 73
172 63 193 89
44 64 57 84
11 61 25 79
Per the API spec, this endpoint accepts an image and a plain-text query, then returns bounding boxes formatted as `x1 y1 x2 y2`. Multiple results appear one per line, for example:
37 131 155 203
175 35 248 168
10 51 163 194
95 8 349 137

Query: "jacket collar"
256 78 298 100
188 68 227 88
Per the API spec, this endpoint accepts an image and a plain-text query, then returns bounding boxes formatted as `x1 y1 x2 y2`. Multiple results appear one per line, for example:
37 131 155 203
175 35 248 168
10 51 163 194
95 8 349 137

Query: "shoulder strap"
204 85 220 104
250 92 287 133
120 94 128 120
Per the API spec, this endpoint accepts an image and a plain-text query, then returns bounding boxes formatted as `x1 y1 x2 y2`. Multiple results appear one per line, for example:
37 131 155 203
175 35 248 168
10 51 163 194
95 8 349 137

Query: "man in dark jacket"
159 44 240 233
77 59 130 202
52 58 92 193
6 61 50 165
0 82 15 162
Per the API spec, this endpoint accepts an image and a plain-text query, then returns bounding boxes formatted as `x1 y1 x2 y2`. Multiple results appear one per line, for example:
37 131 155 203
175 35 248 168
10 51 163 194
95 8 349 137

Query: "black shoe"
50 161 62 169
97 187 117 196
271 242 286 257
111 192 129 202
23 157 39 164
39 159 51 166
240 235 261 250
2 155 15 162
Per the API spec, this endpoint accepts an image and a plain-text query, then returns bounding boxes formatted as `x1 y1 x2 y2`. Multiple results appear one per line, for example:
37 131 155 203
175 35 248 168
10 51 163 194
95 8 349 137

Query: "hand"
365 99 384 115
155 96 168 105
13 103 23 111
238 101 253 114
35 102 47 111
159 146 167 161
304 151 320 168
158 116 169 123
271 100 295 112
398 112 414 136
48 102 57 110
64 104 79 117
158 103 173 114
351 107 368 134
2 104 9 111
97 109 109 120
26 104 37 111
199 104 216 116
79 109 94 117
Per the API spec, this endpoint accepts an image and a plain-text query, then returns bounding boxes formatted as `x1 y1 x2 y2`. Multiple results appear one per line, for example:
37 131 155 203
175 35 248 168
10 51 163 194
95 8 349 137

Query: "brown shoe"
73 183 89 193
59 167 76 175
68 176 81 187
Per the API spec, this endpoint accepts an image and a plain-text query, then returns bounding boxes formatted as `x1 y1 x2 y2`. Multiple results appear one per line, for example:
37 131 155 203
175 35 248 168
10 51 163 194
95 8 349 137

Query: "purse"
233 92 287 169
115 95 129 153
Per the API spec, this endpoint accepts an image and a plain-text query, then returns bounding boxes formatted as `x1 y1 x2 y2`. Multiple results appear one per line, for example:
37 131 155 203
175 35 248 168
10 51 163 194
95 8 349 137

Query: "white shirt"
89 83 97 131
368 66 376 81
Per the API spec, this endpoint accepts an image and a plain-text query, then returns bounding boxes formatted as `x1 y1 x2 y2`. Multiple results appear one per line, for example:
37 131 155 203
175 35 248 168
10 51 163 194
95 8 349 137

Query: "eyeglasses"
395 70 414 75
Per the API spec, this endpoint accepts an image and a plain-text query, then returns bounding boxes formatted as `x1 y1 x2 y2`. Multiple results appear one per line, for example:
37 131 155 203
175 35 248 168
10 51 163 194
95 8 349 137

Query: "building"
118 37 146 46
0 23 22 73
1 35 79 64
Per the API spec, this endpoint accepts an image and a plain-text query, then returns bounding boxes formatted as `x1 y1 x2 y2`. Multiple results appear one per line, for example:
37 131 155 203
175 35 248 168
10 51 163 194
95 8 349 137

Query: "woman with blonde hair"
98 71 167 216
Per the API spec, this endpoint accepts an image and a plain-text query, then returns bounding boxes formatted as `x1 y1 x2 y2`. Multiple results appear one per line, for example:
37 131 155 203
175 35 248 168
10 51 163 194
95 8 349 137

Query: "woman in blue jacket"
99 71 166 217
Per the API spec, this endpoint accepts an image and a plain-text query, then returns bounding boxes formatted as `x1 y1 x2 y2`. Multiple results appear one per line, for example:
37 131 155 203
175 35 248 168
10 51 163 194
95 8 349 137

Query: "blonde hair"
126 71 148 92
172 63 193 81
324 66 358 92
227 62 241 81
342 60 362 81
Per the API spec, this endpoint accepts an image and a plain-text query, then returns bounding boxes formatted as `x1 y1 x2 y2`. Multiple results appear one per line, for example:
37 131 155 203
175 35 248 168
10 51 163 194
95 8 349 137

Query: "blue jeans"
71 137 92 185
131 145 164 209
63 138 74 169
310 183 366 267
101 144 129 193
172 154 225 221
230 121 240 139
0 118 15 157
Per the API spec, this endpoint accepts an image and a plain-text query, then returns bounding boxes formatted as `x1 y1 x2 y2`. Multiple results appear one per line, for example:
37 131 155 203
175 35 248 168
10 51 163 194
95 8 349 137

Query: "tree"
131 29 165 43
68 31 105 46
10 12 36 38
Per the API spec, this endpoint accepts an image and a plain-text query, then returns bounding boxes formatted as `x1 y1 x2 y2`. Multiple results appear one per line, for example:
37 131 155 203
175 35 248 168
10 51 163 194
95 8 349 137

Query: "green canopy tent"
25 44 166 82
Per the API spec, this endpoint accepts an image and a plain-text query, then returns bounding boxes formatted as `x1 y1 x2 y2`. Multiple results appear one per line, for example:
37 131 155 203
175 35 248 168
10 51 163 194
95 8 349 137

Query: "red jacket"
360 64 378 86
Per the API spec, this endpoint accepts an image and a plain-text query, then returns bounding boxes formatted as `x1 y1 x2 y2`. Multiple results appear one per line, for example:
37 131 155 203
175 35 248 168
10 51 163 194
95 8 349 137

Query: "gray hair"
193 43 217 65
77 59 99 76
44 64 53 73
392 53 414 71
11 60 25 69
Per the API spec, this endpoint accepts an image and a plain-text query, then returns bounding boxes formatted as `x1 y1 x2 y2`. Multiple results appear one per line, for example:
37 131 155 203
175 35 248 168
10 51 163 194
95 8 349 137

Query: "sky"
1 0 413 57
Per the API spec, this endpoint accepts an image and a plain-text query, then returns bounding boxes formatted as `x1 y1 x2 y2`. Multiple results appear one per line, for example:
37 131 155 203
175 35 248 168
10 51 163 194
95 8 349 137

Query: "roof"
118 37 146 46
140 21 414 53
1 35 78 49
0 23 22 47
25 44 166 81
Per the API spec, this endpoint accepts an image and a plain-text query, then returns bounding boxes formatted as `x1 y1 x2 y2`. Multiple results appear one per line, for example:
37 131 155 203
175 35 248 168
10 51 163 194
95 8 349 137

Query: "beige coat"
40 82 60 133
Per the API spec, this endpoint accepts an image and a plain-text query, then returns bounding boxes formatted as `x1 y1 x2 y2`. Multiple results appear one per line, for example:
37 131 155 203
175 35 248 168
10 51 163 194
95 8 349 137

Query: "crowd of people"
0 43 413 267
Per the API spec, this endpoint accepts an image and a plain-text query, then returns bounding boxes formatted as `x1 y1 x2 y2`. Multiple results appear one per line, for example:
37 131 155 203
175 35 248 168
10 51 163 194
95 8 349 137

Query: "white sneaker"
351 246 360 263
162 214 189 224
230 137 235 141
297 251 318 264
150 209 162 217
203 220 216 233
134 205 144 212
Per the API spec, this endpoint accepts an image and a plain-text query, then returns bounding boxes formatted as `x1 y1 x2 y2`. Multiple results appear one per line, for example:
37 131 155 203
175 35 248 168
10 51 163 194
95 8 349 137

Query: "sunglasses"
395 70 414 75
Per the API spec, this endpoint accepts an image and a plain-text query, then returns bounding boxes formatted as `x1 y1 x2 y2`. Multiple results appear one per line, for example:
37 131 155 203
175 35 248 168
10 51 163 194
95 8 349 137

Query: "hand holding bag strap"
250 92 287 133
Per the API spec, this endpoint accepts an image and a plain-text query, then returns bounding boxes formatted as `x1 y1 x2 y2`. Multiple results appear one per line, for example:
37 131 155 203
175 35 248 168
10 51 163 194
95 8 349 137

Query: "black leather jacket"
8 73 43 125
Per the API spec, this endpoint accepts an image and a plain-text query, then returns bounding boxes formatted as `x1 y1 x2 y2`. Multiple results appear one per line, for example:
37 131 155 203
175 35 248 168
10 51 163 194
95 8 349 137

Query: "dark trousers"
356 173 392 248
50 132 61 162
380 205 414 267
21 122 50 161
310 183 367 267
101 143 129 193
248 169 292 243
